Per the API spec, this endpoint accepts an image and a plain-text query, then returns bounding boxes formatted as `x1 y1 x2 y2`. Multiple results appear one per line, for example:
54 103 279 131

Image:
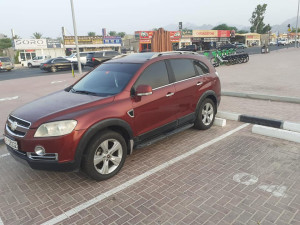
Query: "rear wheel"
82 130 127 181
194 98 216 130
51 66 57 73
28 63 32 68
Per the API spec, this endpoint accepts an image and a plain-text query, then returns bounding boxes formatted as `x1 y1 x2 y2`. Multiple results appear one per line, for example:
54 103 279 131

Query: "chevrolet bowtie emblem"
10 121 18 131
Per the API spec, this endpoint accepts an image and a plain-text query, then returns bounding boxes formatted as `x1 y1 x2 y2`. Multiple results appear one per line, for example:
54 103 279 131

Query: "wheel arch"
74 118 134 169
195 90 218 115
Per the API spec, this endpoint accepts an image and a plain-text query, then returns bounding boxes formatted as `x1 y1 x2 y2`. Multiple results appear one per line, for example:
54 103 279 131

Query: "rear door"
132 60 177 140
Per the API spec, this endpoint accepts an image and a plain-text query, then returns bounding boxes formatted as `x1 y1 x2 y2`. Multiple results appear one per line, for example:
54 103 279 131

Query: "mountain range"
160 17 299 34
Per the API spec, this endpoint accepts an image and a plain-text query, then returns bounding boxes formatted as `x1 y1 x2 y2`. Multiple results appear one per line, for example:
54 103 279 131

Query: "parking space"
0 121 299 225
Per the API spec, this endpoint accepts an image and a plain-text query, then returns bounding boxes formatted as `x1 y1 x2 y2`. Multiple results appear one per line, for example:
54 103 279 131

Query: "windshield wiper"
70 88 99 96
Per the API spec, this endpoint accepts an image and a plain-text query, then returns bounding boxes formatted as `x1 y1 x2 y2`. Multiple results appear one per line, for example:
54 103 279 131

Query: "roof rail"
150 51 199 59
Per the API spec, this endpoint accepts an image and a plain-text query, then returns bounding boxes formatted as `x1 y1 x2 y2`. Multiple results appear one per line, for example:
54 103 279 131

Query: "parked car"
0 57 14 72
66 52 91 65
27 55 51 68
218 43 236 50
235 43 247 49
4 52 221 180
269 41 276 46
86 51 120 67
278 40 288 46
40 57 79 72
177 45 197 52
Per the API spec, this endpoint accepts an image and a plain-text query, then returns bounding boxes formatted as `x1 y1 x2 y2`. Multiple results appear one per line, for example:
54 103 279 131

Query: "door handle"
197 82 203 86
166 92 174 97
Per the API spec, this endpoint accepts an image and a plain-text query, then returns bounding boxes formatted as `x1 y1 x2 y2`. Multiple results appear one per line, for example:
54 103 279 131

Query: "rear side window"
194 60 210 75
94 52 104 57
169 59 196 82
134 60 169 89
0 57 11 62
105 51 118 56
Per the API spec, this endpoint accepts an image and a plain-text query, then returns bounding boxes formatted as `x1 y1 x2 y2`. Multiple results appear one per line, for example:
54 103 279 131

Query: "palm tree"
32 32 43 39
88 32 96 37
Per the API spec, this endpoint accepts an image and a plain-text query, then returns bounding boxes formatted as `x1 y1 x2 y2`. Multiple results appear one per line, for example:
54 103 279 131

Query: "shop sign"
203 38 218 42
247 35 260 40
47 39 62 48
182 30 193 37
193 30 218 37
180 38 191 43
170 31 181 39
64 36 103 45
218 30 230 37
103 36 122 44
14 39 47 49
140 39 151 44
135 31 153 39
192 37 202 42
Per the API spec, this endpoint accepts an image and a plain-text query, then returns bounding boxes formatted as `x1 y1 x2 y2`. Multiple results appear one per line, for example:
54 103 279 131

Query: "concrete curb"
213 117 226 127
222 91 300 104
252 125 300 143
216 110 300 133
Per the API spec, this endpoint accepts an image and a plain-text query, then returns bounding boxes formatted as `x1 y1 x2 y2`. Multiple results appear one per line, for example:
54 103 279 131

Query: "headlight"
34 120 77 137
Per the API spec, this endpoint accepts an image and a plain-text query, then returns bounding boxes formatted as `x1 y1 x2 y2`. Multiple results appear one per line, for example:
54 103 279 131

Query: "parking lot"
0 48 299 225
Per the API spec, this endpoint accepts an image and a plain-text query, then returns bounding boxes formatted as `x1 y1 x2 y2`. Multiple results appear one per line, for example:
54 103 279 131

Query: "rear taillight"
43 64 47 66
92 57 95 62
0 62 2 67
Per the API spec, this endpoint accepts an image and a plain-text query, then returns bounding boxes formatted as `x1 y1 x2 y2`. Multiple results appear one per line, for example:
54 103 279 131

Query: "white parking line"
51 80 66 84
42 123 249 225
0 217 3 225
0 153 10 158
0 96 19 102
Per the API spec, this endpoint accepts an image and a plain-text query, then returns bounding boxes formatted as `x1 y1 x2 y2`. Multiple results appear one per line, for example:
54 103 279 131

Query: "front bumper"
6 145 78 171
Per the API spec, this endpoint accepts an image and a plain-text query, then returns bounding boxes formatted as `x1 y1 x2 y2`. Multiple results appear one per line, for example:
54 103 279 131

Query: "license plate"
4 136 18 150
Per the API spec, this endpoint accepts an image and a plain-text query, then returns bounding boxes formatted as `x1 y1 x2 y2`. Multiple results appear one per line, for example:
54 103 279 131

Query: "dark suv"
4 52 221 181
86 51 120 67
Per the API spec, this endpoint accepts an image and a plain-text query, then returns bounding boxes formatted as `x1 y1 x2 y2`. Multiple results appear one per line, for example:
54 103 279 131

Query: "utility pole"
295 0 300 48
70 0 82 74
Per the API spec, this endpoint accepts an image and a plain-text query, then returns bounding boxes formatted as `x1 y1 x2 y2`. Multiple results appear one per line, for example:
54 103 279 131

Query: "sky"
0 0 299 38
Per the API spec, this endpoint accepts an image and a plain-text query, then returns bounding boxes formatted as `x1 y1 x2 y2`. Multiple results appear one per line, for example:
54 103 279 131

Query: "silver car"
0 57 14 71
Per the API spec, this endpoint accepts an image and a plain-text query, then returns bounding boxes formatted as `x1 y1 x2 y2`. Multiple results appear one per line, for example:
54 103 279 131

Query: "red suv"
4 52 221 180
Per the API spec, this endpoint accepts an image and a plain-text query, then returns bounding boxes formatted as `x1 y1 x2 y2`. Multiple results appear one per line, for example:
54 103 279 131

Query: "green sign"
182 30 193 37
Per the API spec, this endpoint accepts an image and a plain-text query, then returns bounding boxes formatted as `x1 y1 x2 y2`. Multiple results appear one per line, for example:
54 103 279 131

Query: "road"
0 66 92 81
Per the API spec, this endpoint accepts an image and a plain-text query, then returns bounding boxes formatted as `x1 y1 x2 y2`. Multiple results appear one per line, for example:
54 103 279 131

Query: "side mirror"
136 85 152 96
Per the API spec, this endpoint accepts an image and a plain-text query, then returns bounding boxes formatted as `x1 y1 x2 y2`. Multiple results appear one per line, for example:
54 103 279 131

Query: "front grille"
6 115 31 137
27 153 58 161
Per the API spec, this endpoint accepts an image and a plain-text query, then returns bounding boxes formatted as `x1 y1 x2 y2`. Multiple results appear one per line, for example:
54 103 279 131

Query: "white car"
65 52 91 65
27 56 51 68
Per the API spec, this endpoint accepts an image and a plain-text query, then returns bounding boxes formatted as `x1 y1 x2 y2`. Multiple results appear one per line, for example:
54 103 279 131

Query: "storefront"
135 31 181 52
13 39 64 66
63 36 121 55
180 30 193 47
235 33 261 46
192 30 231 50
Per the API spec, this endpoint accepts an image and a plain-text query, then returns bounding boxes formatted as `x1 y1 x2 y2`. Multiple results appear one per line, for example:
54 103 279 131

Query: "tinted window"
169 59 196 81
105 51 118 56
134 60 169 89
54 58 69 63
194 60 209 75
0 57 11 62
86 53 93 59
72 63 141 96
80 53 87 57
94 52 104 57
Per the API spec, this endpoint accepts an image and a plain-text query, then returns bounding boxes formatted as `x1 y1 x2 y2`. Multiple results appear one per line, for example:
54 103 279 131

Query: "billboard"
135 31 153 39
64 36 103 45
14 39 47 49
103 36 122 44
181 30 193 37
193 30 218 37
46 39 62 48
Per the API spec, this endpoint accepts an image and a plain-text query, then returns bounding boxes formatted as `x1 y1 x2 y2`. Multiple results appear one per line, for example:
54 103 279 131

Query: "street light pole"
295 0 300 48
70 0 82 74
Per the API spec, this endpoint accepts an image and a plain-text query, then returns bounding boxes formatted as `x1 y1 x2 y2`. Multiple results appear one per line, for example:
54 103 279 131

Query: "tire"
51 66 57 73
28 63 32 68
194 98 216 130
82 130 127 181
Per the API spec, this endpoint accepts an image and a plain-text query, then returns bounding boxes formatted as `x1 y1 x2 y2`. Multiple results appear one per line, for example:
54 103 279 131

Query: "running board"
135 123 194 149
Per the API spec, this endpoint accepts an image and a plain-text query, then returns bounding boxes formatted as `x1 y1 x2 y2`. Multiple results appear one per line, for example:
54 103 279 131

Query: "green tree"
109 31 117 36
237 30 249 34
249 4 271 34
212 24 237 32
13 35 21 39
88 32 96 37
291 27 300 32
0 38 12 56
32 32 43 39
117 32 126 38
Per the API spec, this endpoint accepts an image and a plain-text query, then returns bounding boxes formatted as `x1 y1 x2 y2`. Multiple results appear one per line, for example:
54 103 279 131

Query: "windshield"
71 63 141 97
67 53 76 58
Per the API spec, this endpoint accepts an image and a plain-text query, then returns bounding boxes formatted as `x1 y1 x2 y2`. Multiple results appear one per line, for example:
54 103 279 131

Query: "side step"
135 123 194 149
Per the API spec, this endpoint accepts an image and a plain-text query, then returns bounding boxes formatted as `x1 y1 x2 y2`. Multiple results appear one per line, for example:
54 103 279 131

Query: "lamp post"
295 0 300 48
70 0 82 74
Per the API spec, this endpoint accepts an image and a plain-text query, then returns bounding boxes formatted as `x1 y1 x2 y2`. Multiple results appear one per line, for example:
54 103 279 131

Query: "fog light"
35 146 46 156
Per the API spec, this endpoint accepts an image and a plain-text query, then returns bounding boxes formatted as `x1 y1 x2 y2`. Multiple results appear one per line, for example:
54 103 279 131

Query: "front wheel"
194 98 216 130
28 63 32 68
82 130 127 181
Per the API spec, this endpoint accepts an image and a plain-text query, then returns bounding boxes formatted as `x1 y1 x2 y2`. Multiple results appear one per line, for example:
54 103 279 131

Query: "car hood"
11 90 114 128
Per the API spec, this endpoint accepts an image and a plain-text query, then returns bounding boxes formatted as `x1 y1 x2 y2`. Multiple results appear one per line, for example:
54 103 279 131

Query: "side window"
169 59 196 82
134 61 169 90
194 60 210 75
95 52 103 57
